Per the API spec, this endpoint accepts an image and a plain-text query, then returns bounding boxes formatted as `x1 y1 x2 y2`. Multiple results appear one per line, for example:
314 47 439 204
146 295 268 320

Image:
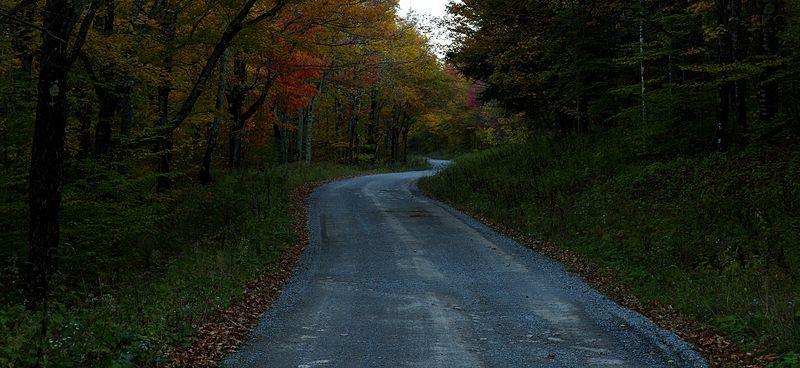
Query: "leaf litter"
161 174 777 367
161 175 364 367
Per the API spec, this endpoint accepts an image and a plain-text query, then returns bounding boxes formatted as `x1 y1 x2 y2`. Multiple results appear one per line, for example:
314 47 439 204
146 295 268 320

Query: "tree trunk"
121 81 134 140
401 125 409 163
273 105 289 164
118 0 145 174
228 59 246 170
347 94 361 165
717 84 731 151
11 1 36 94
95 92 119 156
90 0 118 157
198 52 227 184
334 94 343 135
305 70 329 163
282 125 290 164
296 108 305 162
717 0 731 151
731 0 748 143
367 88 380 162
75 94 93 160
155 85 173 191
389 105 402 163
758 0 781 124
273 122 284 164
28 0 99 310
639 0 646 124
155 5 176 191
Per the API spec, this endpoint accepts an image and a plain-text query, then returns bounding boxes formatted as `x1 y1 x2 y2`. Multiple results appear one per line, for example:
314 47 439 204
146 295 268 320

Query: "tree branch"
67 0 103 66
0 8 67 44
242 76 276 122
169 0 288 130
245 0 289 26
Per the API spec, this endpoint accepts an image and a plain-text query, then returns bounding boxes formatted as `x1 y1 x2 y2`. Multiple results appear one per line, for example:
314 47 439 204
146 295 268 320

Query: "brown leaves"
461 208 766 368
161 175 363 367
162 243 299 367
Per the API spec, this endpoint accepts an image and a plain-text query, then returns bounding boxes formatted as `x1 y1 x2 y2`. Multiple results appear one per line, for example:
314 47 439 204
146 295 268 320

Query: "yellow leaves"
687 1 715 15
703 25 726 42
684 47 706 56
84 32 135 69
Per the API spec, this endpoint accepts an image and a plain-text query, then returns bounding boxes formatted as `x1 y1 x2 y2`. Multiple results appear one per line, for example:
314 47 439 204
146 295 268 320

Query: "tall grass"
419 132 800 359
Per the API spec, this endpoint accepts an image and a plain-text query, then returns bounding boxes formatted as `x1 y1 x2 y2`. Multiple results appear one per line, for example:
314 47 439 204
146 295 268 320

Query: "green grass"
418 131 800 361
0 163 369 367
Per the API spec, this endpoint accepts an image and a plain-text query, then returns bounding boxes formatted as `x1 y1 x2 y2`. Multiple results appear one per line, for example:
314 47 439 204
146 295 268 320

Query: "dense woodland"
420 0 800 366
2 0 800 366
0 0 453 365
415 0 800 148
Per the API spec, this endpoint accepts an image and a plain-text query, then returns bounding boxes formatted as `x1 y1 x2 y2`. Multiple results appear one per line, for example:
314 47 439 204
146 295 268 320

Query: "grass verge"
0 163 380 367
418 132 800 368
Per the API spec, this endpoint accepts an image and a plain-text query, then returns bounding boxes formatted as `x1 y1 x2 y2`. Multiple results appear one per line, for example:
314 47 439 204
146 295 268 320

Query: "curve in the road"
224 168 707 368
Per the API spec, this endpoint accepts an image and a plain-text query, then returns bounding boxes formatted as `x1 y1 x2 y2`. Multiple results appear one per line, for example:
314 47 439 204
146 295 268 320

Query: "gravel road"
224 162 707 367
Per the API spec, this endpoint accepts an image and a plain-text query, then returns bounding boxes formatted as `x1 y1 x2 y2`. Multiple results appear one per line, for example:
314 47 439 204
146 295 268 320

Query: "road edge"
162 174 368 367
412 181 766 368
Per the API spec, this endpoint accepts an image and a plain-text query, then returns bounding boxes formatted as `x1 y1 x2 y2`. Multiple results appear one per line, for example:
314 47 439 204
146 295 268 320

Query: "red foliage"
273 51 324 110
466 83 480 111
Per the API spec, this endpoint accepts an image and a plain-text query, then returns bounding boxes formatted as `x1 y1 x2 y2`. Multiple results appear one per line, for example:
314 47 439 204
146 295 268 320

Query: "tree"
153 0 289 190
27 0 101 309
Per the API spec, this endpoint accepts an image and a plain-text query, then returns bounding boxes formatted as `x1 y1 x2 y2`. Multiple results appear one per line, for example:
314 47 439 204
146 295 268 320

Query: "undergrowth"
418 130 800 363
0 163 369 367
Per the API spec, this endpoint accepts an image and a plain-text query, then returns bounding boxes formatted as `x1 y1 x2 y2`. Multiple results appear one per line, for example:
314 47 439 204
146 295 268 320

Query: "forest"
1 0 799 366
420 0 800 366
0 0 454 366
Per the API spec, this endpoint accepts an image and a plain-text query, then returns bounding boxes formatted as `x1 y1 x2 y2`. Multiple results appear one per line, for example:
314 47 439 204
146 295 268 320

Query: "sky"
397 0 452 58
397 0 449 18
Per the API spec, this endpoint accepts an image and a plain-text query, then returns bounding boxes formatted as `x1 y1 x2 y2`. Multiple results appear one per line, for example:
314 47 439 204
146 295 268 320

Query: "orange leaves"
274 51 324 110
